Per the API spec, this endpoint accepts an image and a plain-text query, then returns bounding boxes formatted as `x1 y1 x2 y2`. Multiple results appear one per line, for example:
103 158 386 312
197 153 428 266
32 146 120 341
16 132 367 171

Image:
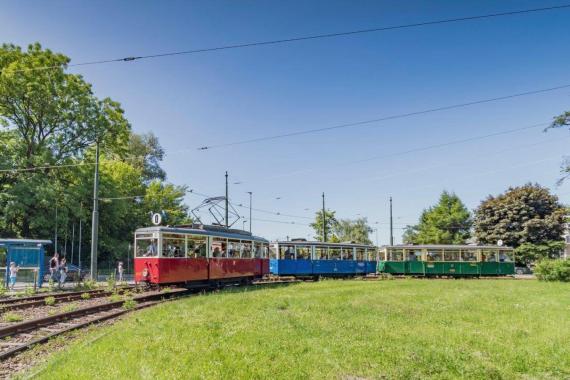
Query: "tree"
474 183 566 263
546 110 570 183
142 180 191 226
333 218 372 245
403 191 472 244
310 209 338 242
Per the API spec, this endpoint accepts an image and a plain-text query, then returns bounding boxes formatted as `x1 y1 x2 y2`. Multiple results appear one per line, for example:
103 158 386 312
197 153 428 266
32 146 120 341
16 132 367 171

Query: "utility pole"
78 215 82 280
71 223 75 265
247 191 252 233
90 141 100 281
225 171 229 228
322 192 327 242
54 206 58 254
389 196 394 246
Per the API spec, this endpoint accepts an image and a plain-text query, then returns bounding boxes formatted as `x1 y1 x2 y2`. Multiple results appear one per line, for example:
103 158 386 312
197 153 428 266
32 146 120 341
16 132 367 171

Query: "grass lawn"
26 279 570 379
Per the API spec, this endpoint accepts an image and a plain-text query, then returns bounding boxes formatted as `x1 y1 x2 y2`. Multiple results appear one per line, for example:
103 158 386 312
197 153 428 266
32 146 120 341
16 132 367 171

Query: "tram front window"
162 234 185 258
187 235 207 258
460 250 477 262
499 250 513 262
136 238 159 258
329 247 341 260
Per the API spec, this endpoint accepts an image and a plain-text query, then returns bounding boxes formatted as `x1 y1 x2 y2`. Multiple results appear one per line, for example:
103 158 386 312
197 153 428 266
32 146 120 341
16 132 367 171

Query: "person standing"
117 262 124 283
8 262 19 291
59 257 67 288
49 252 60 281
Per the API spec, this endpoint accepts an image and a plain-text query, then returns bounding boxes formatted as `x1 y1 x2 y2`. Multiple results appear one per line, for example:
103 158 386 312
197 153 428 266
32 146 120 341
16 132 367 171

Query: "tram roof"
0 238 52 246
273 240 375 249
381 244 513 250
135 225 269 243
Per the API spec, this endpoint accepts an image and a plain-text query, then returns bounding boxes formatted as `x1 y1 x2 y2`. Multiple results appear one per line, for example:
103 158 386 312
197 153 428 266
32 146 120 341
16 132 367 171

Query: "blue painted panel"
335 260 356 274
312 260 337 275
269 259 303 275
365 261 378 274
355 261 367 274
294 259 313 275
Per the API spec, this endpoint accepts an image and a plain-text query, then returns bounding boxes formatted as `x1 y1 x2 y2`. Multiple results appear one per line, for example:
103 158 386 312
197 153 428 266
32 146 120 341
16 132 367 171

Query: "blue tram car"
269 239 377 277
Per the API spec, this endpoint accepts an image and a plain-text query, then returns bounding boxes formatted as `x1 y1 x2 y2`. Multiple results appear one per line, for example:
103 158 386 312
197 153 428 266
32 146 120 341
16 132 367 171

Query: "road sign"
151 213 162 226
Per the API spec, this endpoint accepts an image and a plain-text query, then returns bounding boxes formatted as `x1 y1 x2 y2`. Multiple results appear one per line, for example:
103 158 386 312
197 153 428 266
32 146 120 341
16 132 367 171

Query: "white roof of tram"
381 244 513 250
273 240 376 249
135 225 269 243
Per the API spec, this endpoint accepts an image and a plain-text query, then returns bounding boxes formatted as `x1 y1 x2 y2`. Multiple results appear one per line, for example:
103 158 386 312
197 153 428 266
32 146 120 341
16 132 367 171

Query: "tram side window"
211 238 227 258
388 249 404 261
426 250 442 262
356 248 365 261
406 250 421 261
444 250 460 262
499 250 513 262
460 250 477 262
279 245 295 260
162 235 185 258
342 247 354 260
481 250 497 262
315 247 328 259
228 239 242 258
241 241 252 258
253 242 262 258
187 235 207 258
269 245 278 259
296 246 311 260
367 248 378 261
136 238 159 257
329 247 341 260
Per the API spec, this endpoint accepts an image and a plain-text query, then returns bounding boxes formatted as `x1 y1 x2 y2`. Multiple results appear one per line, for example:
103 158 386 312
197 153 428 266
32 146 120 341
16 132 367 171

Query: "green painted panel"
498 262 515 275
460 262 479 275
480 262 499 275
424 262 445 275
407 261 424 274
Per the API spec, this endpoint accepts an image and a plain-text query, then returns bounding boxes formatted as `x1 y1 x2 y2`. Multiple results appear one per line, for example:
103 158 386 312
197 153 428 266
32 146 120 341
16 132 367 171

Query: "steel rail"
0 286 135 306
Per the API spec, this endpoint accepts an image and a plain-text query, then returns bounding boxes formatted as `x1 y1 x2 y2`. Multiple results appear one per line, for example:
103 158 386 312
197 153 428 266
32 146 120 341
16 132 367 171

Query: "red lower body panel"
134 258 270 284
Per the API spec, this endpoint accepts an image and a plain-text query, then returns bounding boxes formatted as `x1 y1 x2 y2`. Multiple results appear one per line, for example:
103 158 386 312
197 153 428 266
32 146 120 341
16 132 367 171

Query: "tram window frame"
355 248 365 261
269 245 278 259
240 240 252 258
329 247 342 260
481 250 497 262
444 250 460 262
211 237 227 258
341 247 354 260
161 233 186 258
406 249 422 262
315 247 328 259
426 250 443 262
253 242 262 258
187 235 207 259
460 250 477 262
388 249 404 261
135 236 159 258
499 250 513 262
279 244 295 260
227 239 242 258
295 246 311 260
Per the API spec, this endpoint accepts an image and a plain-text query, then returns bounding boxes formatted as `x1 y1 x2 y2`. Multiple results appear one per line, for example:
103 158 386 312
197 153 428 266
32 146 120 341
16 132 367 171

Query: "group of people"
49 252 68 288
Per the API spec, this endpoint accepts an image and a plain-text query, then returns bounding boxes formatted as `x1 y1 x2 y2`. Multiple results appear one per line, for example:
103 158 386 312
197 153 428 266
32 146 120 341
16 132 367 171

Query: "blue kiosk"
0 239 52 288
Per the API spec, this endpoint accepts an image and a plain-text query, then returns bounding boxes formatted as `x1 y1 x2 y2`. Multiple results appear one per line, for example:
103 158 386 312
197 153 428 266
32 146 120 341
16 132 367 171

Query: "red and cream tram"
134 224 270 286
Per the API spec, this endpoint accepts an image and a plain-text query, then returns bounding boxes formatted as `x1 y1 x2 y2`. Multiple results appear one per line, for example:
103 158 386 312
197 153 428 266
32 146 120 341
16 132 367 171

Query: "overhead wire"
5 4 570 74
196 85 570 150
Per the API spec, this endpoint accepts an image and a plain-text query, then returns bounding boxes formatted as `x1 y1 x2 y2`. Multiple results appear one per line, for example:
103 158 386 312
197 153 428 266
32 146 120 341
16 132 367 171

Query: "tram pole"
225 171 229 228
322 192 327 242
54 205 58 255
90 141 100 281
247 191 252 233
78 212 82 281
389 196 394 246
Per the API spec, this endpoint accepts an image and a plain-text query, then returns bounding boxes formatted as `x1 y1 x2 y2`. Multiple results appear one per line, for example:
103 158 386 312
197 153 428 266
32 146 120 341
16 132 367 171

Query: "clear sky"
2 0 570 243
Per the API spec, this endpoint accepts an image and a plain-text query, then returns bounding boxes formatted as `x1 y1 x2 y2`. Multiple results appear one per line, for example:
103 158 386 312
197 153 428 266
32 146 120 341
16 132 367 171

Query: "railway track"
0 288 186 362
0 287 136 312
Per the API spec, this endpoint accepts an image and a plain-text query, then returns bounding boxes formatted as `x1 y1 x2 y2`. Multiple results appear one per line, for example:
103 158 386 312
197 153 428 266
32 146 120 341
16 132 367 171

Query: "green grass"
27 279 570 379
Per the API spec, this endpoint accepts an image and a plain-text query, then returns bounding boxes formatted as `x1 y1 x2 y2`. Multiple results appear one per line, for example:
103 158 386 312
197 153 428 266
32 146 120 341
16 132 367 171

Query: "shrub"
24 287 35 296
122 299 137 310
108 293 122 302
534 259 570 282
106 274 116 291
82 280 97 290
81 292 91 300
48 278 55 292
62 303 78 313
0 285 6 297
3 312 23 322
45 296 56 306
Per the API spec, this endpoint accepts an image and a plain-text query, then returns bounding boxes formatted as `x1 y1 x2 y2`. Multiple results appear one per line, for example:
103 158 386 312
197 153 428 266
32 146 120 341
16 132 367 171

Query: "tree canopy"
310 209 338 242
0 43 190 267
473 183 565 263
333 218 373 245
403 191 472 245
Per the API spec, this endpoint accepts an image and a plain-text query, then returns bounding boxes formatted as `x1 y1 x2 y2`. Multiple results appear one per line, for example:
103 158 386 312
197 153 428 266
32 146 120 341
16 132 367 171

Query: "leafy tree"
514 241 566 264
333 218 372 244
142 180 191 226
310 209 338 242
546 110 570 183
474 183 565 263
403 191 472 244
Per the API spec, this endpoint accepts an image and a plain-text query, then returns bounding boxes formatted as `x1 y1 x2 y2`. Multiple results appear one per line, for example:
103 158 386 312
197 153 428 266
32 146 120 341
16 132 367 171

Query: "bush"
81 292 91 300
3 312 23 322
534 259 570 282
122 299 137 310
45 296 56 306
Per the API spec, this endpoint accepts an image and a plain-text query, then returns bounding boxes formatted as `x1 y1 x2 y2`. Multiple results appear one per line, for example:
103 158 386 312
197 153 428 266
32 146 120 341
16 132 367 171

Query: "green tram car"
378 245 515 277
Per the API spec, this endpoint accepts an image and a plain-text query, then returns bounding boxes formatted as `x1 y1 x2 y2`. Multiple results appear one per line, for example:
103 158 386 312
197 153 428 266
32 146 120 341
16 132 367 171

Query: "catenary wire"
5 4 570 74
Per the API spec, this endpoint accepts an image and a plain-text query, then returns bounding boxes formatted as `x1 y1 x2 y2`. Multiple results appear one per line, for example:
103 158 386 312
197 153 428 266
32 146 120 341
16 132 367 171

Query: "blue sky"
2 1 570 242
